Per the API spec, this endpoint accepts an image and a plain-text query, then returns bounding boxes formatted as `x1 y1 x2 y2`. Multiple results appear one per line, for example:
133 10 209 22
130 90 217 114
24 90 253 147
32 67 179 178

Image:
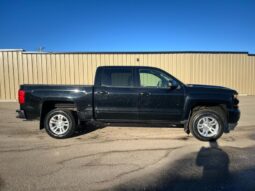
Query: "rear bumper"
16 109 26 119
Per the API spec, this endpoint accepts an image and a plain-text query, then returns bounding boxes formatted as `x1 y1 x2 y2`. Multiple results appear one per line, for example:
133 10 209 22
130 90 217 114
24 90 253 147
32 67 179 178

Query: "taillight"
18 90 25 104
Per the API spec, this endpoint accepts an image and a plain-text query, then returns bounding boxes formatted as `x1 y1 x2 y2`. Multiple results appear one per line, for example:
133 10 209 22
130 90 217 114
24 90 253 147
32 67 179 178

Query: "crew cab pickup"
16 66 240 141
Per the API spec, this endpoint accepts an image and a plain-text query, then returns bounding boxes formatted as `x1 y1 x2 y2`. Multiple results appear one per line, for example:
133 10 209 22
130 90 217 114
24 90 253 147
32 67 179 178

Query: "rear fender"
39 100 77 129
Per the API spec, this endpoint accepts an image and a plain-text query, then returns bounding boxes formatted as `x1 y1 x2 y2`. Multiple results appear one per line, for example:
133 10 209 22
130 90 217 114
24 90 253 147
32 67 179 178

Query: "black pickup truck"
17 66 240 141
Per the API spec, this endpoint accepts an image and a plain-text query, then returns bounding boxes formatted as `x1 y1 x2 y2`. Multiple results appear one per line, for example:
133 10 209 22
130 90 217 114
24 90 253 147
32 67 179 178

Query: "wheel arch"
184 102 228 134
40 100 77 130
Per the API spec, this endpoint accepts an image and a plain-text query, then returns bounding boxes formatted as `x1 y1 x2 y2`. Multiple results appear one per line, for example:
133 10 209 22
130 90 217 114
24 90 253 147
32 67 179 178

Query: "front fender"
183 94 232 120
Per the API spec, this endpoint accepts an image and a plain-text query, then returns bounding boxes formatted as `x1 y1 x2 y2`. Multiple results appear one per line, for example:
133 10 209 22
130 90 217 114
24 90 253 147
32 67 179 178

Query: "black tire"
44 109 76 139
189 108 225 141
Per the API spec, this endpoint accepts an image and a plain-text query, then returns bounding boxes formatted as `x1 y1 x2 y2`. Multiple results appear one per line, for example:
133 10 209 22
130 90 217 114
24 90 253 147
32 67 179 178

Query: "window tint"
102 68 133 87
139 69 172 88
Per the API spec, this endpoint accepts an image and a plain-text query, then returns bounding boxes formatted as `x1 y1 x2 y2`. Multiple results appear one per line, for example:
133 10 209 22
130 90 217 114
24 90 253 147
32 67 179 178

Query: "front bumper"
228 123 238 131
16 109 26 118
228 108 240 123
226 108 240 132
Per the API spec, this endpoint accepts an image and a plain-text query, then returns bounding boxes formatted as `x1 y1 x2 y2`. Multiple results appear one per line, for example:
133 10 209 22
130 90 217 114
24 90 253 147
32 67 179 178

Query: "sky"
0 0 255 53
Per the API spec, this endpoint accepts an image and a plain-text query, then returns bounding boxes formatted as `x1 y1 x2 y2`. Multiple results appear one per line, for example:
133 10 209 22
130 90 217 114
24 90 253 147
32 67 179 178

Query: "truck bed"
19 84 94 120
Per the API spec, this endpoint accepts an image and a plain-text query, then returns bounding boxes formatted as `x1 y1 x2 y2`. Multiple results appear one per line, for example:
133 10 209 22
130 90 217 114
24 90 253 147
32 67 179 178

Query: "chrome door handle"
97 91 109 95
139 92 151 96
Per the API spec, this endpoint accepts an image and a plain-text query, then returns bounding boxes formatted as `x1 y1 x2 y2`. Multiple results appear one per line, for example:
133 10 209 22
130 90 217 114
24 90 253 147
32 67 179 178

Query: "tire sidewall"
191 110 224 141
44 109 75 139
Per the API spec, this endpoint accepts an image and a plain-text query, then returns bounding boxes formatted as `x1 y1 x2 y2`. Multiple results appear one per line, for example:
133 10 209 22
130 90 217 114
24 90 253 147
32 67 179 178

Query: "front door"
94 67 139 122
137 68 185 122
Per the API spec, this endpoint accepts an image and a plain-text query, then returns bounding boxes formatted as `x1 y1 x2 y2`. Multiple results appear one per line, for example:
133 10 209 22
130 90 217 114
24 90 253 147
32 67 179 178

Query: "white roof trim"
22 51 48 54
0 49 24 52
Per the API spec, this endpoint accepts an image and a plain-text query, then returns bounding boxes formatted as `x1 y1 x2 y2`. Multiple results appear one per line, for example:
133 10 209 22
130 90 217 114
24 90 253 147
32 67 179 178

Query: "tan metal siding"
3 52 10 99
0 50 254 100
0 52 5 99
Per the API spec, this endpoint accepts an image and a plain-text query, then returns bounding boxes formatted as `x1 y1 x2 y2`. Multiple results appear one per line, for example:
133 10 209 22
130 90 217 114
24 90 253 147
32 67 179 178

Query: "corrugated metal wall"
0 50 254 100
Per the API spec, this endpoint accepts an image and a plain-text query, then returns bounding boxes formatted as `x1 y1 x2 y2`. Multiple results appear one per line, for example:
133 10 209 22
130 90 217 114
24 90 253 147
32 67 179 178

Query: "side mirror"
168 80 179 89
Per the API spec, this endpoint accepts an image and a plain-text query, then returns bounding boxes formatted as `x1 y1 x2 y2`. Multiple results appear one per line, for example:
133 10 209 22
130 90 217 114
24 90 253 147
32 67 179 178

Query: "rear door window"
102 68 134 87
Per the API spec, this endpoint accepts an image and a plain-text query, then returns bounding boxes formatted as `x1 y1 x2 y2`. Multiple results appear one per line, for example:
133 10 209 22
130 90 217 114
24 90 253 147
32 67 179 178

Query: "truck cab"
94 66 185 123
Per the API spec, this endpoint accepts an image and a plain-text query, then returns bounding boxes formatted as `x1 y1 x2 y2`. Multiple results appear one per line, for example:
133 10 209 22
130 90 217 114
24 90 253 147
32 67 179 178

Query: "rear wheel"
44 109 76 139
189 108 225 141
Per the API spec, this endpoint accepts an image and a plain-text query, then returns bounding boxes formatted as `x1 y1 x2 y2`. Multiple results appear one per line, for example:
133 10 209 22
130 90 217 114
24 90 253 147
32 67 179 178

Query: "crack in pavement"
50 147 183 186
0 144 84 153
32 147 182 183
0 137 188 153
36 165 65 178
79 136 191 144
82 163 141 169
93 147 178 185
58 147 182 166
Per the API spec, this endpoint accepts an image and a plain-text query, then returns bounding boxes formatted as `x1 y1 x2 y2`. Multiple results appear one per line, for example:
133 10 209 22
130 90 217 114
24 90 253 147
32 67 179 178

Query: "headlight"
233 94 239 100
233 93 239 107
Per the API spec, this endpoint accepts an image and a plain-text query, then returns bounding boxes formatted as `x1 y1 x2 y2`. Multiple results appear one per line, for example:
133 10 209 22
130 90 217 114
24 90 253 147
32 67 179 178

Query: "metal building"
0 49 254 100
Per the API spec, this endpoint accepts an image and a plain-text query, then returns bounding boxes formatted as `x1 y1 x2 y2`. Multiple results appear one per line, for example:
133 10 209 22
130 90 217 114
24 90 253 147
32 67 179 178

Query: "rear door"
94 67 139 122
137 68 185 122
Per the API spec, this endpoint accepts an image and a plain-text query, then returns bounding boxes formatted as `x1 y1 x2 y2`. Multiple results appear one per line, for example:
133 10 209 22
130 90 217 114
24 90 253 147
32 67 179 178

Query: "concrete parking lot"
0 96 255 191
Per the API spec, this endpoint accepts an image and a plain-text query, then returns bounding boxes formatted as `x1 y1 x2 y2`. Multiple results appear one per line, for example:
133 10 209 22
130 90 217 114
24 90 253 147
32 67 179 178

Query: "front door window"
139 69 172 88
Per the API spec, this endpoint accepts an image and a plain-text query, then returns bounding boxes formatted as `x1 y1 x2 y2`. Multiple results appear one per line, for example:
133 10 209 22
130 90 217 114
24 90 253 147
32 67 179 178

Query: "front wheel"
44 109 76 139
189 108 225 141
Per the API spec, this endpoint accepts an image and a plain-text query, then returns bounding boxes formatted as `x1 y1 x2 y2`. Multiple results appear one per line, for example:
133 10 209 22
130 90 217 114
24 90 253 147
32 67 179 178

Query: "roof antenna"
37 46 45 52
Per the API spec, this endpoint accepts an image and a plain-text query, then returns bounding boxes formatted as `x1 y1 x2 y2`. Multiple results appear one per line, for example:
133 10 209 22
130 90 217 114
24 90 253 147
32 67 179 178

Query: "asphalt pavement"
0 96 255 191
